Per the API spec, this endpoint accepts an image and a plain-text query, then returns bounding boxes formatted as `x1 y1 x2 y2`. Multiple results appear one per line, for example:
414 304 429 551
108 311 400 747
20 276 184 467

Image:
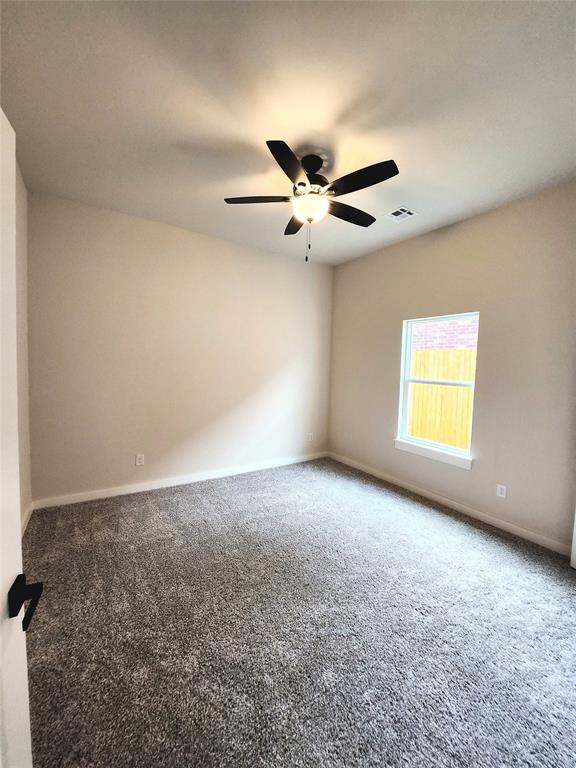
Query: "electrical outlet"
135 454 145 467
308 432 314 442
496 484 507 499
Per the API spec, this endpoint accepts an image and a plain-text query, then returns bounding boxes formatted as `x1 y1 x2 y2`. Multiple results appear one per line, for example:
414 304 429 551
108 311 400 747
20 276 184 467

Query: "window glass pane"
410 316 479 382
407 383 474 450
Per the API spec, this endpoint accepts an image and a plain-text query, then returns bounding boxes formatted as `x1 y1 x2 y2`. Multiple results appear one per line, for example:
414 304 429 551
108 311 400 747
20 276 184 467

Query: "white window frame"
395 312 479 470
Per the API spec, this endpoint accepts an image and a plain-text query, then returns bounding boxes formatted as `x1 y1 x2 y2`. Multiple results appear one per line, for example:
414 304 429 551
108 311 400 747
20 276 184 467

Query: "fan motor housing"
301 153 324 174
293 154 329 190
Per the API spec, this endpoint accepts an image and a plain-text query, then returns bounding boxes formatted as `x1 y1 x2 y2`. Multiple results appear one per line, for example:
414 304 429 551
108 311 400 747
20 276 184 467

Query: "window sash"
405 377 474 388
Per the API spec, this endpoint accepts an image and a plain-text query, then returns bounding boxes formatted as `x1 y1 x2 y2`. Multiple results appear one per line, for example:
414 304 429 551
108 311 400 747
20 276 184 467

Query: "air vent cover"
387 207 417 221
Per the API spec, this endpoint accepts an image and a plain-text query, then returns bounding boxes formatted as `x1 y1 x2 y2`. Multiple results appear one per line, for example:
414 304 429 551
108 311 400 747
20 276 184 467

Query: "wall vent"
387 207 417 221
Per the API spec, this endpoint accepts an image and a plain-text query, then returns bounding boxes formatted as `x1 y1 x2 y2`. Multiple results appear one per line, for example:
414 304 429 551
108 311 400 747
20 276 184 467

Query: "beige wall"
330 182 576 551
16 163 31 525
28 195 333 501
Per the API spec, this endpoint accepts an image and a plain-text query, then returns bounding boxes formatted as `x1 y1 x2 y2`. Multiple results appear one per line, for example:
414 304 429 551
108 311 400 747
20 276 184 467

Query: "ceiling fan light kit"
291 192 330 224
224 140 399 260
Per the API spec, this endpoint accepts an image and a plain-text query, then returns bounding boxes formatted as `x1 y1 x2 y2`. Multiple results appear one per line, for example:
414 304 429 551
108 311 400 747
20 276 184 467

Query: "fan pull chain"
305 221 311 262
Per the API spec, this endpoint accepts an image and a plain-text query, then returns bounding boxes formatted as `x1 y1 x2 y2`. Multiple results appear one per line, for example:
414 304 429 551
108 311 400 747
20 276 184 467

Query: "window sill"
394 438 472 470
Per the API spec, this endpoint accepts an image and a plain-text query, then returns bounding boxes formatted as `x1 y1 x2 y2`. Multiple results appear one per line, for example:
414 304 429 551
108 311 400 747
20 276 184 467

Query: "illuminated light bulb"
291 193 330 224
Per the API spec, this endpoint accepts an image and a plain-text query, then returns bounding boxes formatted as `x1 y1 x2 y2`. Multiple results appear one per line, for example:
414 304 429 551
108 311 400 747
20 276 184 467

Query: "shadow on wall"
32 356 324 500
156 360 320 475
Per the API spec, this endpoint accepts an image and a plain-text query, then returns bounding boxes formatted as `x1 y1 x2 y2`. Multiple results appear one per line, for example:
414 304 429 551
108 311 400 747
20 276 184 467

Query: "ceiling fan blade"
284 216 304 236
224 196 290 204
266 141 303 185
329 200 376 227
327 160 399 197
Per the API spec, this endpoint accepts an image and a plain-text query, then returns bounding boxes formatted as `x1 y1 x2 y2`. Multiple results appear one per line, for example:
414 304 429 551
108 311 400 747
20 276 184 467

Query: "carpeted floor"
23 458 576 768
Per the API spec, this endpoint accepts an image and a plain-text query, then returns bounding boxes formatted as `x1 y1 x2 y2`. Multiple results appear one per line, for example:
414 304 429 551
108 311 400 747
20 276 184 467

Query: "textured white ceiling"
2 1 575 264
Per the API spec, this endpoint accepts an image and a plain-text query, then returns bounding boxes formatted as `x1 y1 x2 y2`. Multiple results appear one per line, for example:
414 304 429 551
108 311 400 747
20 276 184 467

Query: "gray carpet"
23 458 576 768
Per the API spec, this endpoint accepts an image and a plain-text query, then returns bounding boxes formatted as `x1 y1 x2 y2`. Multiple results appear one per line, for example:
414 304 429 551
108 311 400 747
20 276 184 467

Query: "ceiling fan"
224 140 399 235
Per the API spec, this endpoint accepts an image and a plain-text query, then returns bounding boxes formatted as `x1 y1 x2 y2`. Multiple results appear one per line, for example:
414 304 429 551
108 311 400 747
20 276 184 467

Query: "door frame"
1 109 33 768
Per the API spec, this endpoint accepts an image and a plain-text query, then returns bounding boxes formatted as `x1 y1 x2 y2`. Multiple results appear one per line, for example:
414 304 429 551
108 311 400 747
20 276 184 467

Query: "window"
395 312 479 469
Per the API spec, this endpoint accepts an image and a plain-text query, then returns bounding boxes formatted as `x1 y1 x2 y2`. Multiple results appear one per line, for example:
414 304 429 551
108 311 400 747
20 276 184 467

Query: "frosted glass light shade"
291 193 330 224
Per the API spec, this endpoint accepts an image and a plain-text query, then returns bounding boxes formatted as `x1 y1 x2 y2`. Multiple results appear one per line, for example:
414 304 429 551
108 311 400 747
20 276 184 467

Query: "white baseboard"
21 504 33 534
329 452 571 557
28 449 572 559
31 452 329 512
